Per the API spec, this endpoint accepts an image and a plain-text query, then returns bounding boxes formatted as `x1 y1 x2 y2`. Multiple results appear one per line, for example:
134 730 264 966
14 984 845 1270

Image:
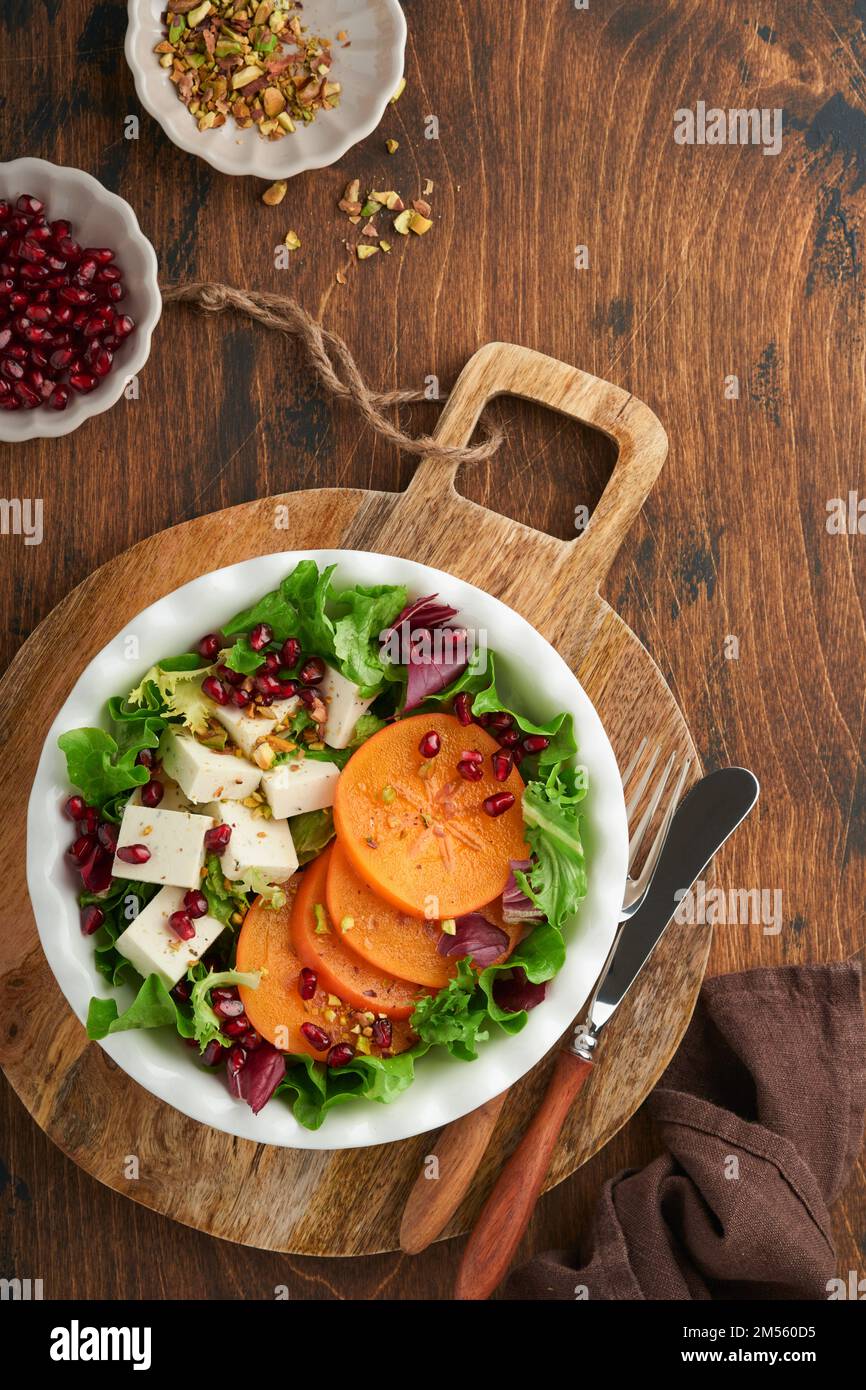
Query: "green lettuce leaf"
411 959 489 1060
469 656 577 766
515 764 588 931
331 583 408 694
127 660 216 733
57 727 152 812
86 973 192 1040
289 808 335 865
187 965 261 1051
83 878 160 986
276 1049 418 1130
202 852 247 928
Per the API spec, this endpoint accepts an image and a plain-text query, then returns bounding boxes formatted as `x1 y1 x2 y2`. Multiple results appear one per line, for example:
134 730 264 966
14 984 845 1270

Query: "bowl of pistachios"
125 0 407 179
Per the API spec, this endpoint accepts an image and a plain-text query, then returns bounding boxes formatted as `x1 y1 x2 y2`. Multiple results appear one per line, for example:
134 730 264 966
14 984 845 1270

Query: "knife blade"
573 766 759 1052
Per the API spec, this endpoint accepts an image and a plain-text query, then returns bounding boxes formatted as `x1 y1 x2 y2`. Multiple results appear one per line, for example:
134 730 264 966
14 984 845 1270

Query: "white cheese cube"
114 886 225 988
270 695 300 727
112 802 214 890
260 757 341 818
209 700 276 760
320 663 375 749
204 800 299 885
129 774 204 815
159 729 261 803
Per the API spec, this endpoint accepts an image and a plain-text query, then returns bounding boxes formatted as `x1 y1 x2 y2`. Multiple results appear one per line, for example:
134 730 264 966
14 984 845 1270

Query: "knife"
453 766 759 1300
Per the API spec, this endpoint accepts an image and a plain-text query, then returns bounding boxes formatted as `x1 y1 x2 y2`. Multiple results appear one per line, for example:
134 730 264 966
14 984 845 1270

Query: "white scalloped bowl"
28 550 628 1150
0 158 161 443
125 0 407 179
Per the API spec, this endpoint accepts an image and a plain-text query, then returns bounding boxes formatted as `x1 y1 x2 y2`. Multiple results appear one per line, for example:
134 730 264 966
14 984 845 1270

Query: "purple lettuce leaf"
502 859 545 923
227 1041 286 1115
405 626 470 710
382 592 458 639
437 912 510 968
492 967 548 1014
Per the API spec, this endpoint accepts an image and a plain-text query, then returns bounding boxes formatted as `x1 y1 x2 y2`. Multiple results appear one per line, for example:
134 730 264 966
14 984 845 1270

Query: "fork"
398 740 691 1254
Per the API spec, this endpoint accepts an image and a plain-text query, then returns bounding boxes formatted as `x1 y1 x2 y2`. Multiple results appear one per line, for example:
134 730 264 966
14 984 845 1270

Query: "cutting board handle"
403 342 668 598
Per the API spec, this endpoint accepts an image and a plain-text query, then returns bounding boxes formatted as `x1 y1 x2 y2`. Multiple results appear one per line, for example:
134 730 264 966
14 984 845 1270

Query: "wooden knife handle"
454 1050 592 1300
400 1091 508 1253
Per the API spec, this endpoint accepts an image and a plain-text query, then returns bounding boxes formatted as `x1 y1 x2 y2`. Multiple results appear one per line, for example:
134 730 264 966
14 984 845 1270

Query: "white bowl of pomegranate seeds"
0 158 161 442
29 550 628 1150
125 0 407 180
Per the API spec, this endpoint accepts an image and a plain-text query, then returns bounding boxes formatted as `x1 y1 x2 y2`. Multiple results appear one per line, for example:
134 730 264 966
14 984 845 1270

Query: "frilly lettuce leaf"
515 764 588 931
127 659 216 733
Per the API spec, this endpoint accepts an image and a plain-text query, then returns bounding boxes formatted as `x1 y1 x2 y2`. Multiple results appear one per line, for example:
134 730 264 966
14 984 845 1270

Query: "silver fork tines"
619 739 691 919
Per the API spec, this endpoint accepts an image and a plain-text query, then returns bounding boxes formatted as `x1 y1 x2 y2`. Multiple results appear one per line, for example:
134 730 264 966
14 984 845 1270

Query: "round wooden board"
0 345 708 1256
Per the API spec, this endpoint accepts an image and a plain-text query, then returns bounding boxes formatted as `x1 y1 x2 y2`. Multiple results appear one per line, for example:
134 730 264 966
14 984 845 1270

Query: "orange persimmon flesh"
236 882 414 1058
332 712 529 919
326 838 521 989
289 847 425 1021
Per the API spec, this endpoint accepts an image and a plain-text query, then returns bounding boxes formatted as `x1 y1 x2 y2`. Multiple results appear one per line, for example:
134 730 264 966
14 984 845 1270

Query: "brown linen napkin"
505 963 866 1301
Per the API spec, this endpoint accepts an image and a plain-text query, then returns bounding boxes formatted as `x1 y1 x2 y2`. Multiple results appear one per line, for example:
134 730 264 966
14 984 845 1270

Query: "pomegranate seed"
172 979 192 1003
75 806 99 836
80 904 105 936
75 259 98 285
255 673 282 697
488 712 514 732
1 358 24 381
240 1028 262 1050
492 750 514 781
91 347 112 377
483 791 515 817
27 303 51 323
280 637 300 668
81 846 112 893
497 728 521 748
58 237 82 261
20 264 49 282
371 1018 392 1049
457 758 484 781
300 1022 330 1051
453 692 473 725
216 662 243 686
262 652 280 673
223 1016 250 1037
140 778 164 808
298 967 317 1000
299 656 325 685
17 195 44 215
83 247 115 264
201 674 229 705
211 986 239 1004
277 680 298 699
226 1045 246 1080
49 218 71 238
52 305 73 325
204 824 232 854
248 622 272 651
135 748 155 768
14 382 40 408
214 995 245 1019
200 1039 223 1066
184 889 208 919
327 1043 355 1068
419 730 441 758
512 746 525 767
198 632 222 660
64 794 86 821
168 910 195 941
19 238 46 263
258 692 274 707
116 843 151 864
232 688 251 708
58 285 93 305
97 822 118 853
522 734 551 754
69 371 97 393
460 748 483 763
47 384 69 410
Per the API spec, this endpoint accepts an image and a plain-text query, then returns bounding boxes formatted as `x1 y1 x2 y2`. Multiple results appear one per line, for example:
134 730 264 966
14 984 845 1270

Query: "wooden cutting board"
0 343 708 1256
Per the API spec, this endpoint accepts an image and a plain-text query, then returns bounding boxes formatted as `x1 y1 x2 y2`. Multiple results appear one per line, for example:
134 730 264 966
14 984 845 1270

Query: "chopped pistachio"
340 916 354 932
390 76 406 103
392 209 412 235
262 180 287 206
379 240 391 253
356 244 378 260
231 64 265 89
313 902 330 935
408 210 433 235
284 229 301 250
381 785 396 803
361 199 382 217
356 1035 372 1054
441 919 457 935
186 0 213 26
386 138 399 154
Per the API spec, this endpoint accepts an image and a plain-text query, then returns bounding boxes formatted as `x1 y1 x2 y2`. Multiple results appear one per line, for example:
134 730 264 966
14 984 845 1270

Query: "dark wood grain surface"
1 0 864 1298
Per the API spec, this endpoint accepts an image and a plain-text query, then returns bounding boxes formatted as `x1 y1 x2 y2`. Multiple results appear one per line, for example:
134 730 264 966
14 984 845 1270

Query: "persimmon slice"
237 881 414 1058
326 838 521 988
289 848 425 1021
332 712 529 919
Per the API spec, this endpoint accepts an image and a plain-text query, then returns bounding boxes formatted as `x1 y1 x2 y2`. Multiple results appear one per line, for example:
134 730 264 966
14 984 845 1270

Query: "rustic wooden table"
1 0 864 1299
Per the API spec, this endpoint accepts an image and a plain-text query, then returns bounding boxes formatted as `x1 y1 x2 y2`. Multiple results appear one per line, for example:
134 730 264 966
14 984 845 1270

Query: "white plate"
28 550 628 1150
0 158 161 443
125 0 407 179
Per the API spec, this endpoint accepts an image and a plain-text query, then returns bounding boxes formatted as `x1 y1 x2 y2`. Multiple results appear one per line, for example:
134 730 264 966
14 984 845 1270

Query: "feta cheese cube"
159 728 261 803
112 802 214 890
209 700 276 760
320 663 375 748
260 757 341 818
204 799 299 884
114 885 225 988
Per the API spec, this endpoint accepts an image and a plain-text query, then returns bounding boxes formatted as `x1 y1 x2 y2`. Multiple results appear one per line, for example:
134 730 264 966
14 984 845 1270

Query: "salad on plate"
57 560 588 1130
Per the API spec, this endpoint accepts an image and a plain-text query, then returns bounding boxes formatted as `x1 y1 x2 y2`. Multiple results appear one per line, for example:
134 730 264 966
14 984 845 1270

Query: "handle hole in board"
454 396 618 543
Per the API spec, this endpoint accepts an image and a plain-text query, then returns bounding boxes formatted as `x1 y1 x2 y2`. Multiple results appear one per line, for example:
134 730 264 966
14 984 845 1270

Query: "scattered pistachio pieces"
390 75 406 103
423 178 434 195
379 240 391 253
262 179 287 205
356 244 378 260
157 2 342 142
408 210 432 235
336 171 433 274
386 138 399 154
441 918 457 936
392 208 412 235
284 228 301 250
